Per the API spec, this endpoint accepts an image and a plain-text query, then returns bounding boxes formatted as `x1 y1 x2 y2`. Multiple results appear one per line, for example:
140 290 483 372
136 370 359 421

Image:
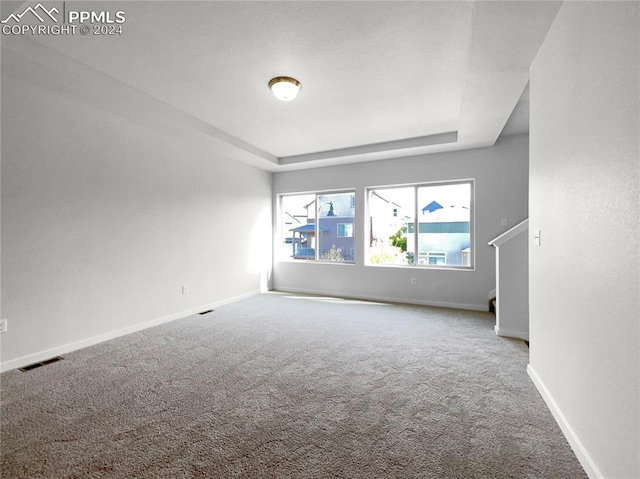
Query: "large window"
367 181 473 268
279 191 355 262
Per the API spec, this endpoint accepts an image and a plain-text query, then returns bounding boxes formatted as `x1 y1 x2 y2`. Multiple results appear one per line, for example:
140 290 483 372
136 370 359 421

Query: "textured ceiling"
2 1 561 170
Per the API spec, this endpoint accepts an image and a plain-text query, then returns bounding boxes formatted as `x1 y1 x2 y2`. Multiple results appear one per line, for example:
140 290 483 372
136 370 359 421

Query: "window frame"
365 179 475 270
278 189 356 264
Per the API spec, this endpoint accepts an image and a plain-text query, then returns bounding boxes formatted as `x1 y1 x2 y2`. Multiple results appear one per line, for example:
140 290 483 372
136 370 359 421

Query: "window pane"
416 183 471 267
317 193 355 262
337 223 353 238
280 194 316 260
368 187 415 265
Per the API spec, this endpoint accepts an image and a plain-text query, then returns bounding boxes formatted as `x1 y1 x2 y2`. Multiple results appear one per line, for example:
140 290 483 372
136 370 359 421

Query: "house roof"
290 224 330 233
422 201 444 213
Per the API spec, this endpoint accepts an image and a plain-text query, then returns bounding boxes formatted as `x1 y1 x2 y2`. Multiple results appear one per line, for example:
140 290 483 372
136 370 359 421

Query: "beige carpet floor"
1 292 587 478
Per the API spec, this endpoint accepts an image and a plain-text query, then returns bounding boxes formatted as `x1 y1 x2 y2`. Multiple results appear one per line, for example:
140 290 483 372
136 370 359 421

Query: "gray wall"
273 134 529 310
529 2 639 478
1 44 272 371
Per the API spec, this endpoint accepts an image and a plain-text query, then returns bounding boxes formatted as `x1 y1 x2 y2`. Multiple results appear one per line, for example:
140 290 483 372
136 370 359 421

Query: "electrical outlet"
410 278 417 285
0 319 7 333
182 285 189 295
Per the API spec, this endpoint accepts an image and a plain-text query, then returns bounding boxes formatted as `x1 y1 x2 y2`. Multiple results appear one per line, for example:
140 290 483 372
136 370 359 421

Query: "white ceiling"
2 1 560 171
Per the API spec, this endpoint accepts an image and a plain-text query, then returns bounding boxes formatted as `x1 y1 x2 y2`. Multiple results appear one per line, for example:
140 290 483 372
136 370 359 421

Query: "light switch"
533 230 541 246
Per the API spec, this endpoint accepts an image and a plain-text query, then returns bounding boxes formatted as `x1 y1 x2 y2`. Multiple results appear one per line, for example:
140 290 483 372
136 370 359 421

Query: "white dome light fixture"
268 76 301 101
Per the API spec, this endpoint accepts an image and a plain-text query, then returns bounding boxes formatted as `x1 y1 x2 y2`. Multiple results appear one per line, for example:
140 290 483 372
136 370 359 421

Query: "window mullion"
413 185 418 266
315 195 319 261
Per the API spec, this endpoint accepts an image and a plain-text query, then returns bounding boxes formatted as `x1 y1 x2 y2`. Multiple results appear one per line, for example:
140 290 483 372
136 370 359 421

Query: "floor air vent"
199 309 215 315
19 356 64 372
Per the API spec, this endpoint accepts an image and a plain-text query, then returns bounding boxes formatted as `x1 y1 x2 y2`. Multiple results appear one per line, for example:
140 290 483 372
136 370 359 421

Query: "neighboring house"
368 191 408 247
286 193 356 261
409 203 471 266
288 223 328 259
369 191 471 266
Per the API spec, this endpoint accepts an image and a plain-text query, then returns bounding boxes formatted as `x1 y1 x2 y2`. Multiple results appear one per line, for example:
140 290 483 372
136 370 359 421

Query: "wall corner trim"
494 326 529 341
527 364 603 479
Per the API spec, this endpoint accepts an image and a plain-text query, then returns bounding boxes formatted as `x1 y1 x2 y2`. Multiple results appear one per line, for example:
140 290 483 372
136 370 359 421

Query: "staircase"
488 289 496 313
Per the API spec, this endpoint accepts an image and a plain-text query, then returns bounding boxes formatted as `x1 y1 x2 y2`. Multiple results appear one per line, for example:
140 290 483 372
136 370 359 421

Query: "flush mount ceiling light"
268 76 301 101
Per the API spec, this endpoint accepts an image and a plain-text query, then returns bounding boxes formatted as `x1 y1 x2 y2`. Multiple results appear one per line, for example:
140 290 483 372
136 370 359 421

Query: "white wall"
495 227 529 340
0 44 272 371
273 134 529 310
529 2 639 478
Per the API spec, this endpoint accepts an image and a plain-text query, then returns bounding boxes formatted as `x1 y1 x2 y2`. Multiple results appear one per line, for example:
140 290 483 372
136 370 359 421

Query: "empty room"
1 1 638 478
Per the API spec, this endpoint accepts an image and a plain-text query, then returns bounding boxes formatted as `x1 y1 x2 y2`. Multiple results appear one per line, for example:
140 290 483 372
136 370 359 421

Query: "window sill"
277 259 356 265
365 263 475 272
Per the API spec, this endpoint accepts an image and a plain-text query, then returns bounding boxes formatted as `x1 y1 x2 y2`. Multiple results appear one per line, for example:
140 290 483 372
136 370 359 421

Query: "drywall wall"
529 2 639 478
0 43 272 371
272 133 529 310
495 228 529 340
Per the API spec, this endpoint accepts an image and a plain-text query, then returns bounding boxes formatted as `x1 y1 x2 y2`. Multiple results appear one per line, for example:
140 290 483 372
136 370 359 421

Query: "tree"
369 242 404 264
389 226 407 252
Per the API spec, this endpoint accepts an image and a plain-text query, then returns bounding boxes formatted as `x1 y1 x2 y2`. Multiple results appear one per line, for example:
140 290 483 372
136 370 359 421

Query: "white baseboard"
494 326 529 341
273 287 487 312
0 291 259 373
527 364 602 479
